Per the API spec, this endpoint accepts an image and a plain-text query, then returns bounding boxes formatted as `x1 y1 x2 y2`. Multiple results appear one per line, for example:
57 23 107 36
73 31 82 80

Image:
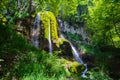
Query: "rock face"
31 11 73 57
15 16 34 41
63 21 90 44
59 5 90 45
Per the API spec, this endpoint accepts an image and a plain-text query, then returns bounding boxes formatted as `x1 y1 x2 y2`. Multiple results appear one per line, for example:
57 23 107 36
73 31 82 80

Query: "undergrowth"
65 32 115 80
0 23 115 80
0 23 67 80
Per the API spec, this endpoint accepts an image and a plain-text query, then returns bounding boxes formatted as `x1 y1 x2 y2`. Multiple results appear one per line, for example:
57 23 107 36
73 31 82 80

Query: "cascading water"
48 19 52 54
31 12 53 54
70 43 84 64
47 12 52 54
58 19 88 78
70 43 88 78
31 13 40 48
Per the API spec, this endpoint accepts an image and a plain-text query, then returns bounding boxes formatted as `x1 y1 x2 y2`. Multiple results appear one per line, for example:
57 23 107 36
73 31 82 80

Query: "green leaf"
0 59 4 62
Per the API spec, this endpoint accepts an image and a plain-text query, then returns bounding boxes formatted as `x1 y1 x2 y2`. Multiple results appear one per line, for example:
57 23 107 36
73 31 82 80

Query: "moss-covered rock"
61 59 85 74
55 38 68 47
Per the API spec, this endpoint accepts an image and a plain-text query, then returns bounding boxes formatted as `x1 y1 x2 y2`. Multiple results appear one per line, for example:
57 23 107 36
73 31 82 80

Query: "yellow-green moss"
55 38 68 47
49 12 59 41
39 11 59 40
39 11 49 39
60 59 84 75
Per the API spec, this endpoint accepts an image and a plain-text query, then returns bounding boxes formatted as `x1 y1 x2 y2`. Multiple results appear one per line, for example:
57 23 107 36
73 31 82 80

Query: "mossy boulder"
61 59 85 75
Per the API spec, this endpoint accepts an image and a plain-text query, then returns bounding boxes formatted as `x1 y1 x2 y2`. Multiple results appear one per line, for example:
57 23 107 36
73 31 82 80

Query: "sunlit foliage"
86 0 120 48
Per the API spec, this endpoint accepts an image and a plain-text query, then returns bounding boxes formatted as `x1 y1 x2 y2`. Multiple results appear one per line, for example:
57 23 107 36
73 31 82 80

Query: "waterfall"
31 13 40 48
47 12 52 54
31 11 53 54
57 19 63 32
70 43 84 64
31 13 87 77
48 19 52 54
60 33 88 78
60 34 84 64
58 19 88 78
70 42 88 78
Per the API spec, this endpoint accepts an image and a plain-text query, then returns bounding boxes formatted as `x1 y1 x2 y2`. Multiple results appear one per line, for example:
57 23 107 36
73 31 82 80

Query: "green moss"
55 38 68 47
61 59 84 75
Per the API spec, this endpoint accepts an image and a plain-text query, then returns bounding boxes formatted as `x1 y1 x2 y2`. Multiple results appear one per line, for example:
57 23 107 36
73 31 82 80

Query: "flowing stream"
31 13 40 48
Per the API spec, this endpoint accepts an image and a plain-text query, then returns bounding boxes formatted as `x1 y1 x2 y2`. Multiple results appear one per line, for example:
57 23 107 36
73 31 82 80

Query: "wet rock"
59 41 73 58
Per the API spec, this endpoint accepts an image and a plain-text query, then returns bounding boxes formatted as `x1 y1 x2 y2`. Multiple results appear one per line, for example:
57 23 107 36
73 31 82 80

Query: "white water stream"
32 12 53 54
48 19 52 54
47 12 52 54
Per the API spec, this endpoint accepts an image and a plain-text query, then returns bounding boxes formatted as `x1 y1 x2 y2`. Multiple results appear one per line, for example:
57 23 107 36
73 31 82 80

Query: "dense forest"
0 0 120 80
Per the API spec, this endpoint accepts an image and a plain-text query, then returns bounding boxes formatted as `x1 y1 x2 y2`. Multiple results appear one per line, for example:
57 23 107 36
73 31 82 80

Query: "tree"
86 0 120 48
34 0 78 19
